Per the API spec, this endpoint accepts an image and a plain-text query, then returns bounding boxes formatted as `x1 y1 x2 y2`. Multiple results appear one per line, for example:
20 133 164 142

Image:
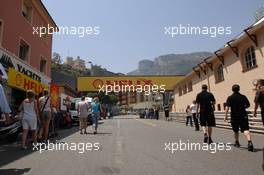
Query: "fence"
160 112 264 134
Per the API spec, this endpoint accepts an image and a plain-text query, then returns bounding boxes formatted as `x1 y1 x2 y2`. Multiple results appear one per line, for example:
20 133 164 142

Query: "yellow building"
173 17 264 113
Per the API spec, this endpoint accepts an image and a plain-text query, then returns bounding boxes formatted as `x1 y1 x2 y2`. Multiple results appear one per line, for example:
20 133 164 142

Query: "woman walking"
19 90 40 150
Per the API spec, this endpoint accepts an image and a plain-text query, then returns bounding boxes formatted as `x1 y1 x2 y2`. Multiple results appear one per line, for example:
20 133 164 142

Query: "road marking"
135 119 157 127
115 120 123 165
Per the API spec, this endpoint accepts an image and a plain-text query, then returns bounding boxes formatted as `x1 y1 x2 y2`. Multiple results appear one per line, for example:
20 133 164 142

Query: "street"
0 115 263 175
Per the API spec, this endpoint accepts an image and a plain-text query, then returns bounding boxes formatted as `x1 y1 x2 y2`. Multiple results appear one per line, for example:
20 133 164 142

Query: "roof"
174 16 264 87
37 0 58 28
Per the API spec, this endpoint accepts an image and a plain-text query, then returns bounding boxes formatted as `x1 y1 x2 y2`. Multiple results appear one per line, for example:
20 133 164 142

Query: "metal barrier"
160 112 264 134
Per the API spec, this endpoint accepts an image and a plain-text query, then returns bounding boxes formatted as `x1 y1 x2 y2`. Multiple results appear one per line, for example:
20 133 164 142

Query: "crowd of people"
184 79 264 152
141 107 160 120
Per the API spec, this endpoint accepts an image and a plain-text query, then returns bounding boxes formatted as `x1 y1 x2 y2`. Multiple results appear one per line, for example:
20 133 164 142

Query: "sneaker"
234 141 240 148
208 137 213 145
203 136 208 143
248 142 254 152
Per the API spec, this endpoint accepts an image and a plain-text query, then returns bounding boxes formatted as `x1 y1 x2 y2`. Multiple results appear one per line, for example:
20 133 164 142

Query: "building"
65 56 86 71
173 17 264 113
0 0 57 110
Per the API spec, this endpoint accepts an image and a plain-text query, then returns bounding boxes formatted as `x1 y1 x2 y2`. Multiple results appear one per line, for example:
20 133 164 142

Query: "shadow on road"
0 126 79 167
0 168 31 175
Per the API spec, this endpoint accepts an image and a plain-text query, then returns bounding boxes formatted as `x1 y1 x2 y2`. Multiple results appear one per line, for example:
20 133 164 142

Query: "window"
187 81 193 92
40 57 47 74
0 21 3 46
244 46 257 70
179 87 182 96
215 64 224 83
183 84 187 94
22 0 32 23
19 39 29 61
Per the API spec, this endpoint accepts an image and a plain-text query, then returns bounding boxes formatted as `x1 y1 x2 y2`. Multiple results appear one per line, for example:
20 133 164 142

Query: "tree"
255 6 264 22
52 52 62 65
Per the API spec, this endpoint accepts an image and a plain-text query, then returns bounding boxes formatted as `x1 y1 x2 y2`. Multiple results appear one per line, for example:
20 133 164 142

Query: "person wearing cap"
19 90 40 150
0 75 11 124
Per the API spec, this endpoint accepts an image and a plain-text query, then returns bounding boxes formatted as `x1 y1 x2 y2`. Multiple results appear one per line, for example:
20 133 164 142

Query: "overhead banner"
77 76 183 92
7 68 48 94
50 84 60 108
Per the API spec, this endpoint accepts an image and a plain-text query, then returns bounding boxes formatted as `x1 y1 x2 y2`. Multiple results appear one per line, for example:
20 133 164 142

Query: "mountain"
127 52 212 75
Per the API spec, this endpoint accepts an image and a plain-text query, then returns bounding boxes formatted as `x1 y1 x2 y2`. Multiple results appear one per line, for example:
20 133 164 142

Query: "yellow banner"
7 68 48 94
78 76 183 91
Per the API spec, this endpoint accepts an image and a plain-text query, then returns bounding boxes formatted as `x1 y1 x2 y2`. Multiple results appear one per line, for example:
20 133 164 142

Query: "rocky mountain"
127 52 212 75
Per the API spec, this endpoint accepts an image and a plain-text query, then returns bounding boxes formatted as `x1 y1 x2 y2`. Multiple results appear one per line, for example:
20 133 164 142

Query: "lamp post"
87 61 93 76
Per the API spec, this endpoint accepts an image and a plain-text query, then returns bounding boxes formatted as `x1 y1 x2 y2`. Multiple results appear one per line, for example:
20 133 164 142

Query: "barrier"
160 112 264 134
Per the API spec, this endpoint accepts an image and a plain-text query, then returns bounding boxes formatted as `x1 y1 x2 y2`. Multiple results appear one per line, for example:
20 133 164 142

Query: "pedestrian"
185 105 193 126
38 89 52 142
145 108 149 119
0 75 11 124
91 97 101 134
253 79 264 125
164 105 170 121
155 106 160 120
224 84 254 152
190 100 199 131
196 84 216 144
19 90 40 150
77 96 90 135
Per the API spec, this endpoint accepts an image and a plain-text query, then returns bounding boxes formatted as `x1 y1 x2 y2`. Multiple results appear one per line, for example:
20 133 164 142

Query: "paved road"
0 115 263 175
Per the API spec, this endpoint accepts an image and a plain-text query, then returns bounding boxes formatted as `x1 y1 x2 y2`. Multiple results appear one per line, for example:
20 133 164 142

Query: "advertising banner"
50 84 60 108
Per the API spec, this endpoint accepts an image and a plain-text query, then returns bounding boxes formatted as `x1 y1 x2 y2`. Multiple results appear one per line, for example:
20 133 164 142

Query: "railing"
160 112 264 134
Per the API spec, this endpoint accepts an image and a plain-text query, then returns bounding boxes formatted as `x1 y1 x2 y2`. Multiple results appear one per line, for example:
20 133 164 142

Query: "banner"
77 76 183 92
50 84 60 108
7 68 48 94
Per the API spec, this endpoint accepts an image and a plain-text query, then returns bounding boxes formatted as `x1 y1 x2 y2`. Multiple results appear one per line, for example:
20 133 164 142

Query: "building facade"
65 56 86 71
173 17 264 113
0 0 56 110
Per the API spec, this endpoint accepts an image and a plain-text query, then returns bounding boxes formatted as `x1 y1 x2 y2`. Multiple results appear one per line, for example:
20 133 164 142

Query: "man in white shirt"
77 96 90 134
190 100 199 131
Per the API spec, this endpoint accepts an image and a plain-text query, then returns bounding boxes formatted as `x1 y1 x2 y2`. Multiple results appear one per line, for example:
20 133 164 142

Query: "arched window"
244 46 256 70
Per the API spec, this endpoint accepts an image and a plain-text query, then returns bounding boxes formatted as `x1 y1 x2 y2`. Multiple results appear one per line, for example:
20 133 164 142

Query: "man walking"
77 96 90 134
190 100 199 131
91 97 101 134
225 84 254 152
196 84 216 144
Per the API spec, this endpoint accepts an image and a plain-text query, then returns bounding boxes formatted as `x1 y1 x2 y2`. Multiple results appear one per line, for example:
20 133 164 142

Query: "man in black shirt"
196 84 216 144
225 84 254 152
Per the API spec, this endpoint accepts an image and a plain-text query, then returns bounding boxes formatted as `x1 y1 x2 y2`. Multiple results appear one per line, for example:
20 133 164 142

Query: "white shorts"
22 118 37 130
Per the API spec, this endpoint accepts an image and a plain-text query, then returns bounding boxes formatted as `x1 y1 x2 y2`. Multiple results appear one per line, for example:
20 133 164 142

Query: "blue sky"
42 0 263 73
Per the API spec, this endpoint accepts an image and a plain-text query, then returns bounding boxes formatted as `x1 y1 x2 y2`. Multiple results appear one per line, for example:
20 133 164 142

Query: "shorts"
231 117 249 133
22 118 37 130
199 112 216 127
79 117 87 129
42 111 51 121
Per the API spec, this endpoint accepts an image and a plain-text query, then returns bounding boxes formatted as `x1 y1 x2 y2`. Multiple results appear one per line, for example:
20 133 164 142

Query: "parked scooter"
0 114 22 142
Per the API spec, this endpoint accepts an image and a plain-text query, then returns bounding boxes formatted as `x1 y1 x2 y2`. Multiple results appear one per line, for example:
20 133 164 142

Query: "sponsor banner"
7 68 48 94
77 76 183 91
50 84 60 108
0 47 50 85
